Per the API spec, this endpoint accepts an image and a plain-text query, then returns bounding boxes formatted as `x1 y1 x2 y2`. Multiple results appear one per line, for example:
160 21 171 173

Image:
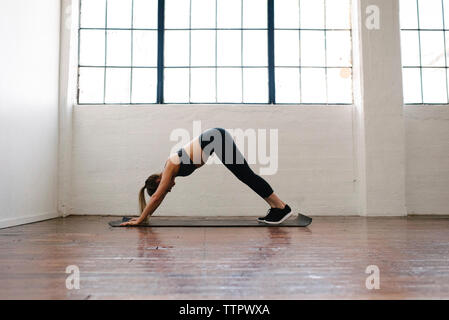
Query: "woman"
121 127 293 226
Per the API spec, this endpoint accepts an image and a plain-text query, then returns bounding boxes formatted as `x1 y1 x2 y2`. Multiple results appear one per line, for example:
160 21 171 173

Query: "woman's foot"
258 205 293 224
257 204 286 222
257 208 274 222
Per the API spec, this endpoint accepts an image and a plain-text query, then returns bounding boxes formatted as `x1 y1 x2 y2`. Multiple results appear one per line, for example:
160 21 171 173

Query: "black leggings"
199 128 274 199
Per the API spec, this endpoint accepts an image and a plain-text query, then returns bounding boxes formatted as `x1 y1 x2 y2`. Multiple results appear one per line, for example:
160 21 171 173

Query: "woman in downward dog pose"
121 128 293 226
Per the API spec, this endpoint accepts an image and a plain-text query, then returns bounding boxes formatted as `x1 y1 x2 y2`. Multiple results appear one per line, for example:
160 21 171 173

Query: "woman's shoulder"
162 154 180 177
166 153 181 166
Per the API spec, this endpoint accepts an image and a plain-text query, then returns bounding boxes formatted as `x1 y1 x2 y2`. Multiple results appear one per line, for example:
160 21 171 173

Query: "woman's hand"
120 217 143 227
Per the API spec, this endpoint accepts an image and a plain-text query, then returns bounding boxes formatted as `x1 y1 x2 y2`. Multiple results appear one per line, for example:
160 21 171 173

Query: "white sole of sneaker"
260 211 294 225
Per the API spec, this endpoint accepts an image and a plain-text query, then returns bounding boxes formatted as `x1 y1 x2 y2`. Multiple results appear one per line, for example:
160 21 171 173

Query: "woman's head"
138 173 161 213
145 173 162 196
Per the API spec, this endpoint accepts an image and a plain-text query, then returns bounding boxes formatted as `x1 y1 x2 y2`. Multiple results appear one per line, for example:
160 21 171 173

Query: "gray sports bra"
175 148 198 177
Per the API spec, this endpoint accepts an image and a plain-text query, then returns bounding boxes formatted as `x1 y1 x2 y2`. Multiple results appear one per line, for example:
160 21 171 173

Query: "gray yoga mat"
108 214 312 227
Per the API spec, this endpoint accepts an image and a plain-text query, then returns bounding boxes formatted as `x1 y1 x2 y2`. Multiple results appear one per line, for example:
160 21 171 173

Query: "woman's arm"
121 164 176 226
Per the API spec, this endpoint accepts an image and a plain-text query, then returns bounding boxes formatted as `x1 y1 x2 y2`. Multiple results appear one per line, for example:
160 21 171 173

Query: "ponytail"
138 185 147 214
138 173 161 222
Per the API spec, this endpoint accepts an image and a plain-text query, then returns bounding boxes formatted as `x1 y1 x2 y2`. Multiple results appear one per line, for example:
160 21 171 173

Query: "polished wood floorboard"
1 215 449 299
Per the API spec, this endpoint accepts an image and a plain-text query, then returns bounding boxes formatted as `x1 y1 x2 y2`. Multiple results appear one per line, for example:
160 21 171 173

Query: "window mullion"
268 0 275 104
130 0 134 104
157 0 165 104
103 0 109 104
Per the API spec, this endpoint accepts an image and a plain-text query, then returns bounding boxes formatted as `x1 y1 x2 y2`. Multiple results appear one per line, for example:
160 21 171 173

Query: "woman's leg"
200 128 285 208
265 193 286 209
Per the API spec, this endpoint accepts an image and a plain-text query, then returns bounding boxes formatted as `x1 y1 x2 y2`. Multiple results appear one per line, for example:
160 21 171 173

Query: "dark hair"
138 173 161 213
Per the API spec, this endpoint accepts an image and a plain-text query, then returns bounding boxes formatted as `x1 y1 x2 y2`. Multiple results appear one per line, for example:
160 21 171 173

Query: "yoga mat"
108 214 312 227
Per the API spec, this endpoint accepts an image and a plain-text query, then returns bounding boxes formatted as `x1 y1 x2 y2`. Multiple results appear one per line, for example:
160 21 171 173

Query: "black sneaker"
257 208 273 222
261 205 293 225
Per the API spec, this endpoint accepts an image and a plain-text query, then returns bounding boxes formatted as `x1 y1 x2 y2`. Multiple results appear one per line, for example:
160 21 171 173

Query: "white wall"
70 105 449 217
71 106 358 216
0 0 61 228
405 106 449 215
58 0 78 217
355 0 406 216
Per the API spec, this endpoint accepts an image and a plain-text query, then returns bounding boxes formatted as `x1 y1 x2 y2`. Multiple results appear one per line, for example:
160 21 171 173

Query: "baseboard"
0 212 60 229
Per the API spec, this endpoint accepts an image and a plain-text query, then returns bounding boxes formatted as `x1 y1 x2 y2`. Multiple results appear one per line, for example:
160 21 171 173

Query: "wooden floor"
1 215 449 299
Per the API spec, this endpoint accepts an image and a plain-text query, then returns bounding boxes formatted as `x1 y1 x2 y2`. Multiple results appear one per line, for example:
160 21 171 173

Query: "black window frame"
77 0 353 105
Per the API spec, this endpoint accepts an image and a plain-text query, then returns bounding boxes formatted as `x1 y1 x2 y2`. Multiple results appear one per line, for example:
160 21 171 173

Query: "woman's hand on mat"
120 218 142 226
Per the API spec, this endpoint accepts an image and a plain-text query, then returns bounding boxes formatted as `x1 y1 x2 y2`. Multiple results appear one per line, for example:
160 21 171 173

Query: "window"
78 0 158 104
78 0 353 104
274 0 352 104
400 0 449 104
163 0 269 103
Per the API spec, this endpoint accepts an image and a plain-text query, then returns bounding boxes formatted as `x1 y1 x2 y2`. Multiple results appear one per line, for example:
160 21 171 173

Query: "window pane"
133 0 158 29
217 31 241 66
165 0 190 29
400 0 418 29
79 30 105 66
131 68 157 103
301 68 326 103
243 68 268 103
327 68 352 103
191 68 216 103
275 30 299 66
275 67 300 103
300 0 324 29
191 0 216 28
105 68 131 103
326 0 351 29
106 31 131 66
164 68 190 103
217 68 242 103
243 0 267 28
300 31 325 66
107 0 132 28
191 31 216 67
243 30 268 66
217 0 241 28
418 0 443 29
133 31 158 67
274 0 300 29
401 31 420 66
165 31 190 66
326 31 352 67
402 68 422 103
422 68 447 103
79 67 104 104
420 31 445 67
80 0 106 28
